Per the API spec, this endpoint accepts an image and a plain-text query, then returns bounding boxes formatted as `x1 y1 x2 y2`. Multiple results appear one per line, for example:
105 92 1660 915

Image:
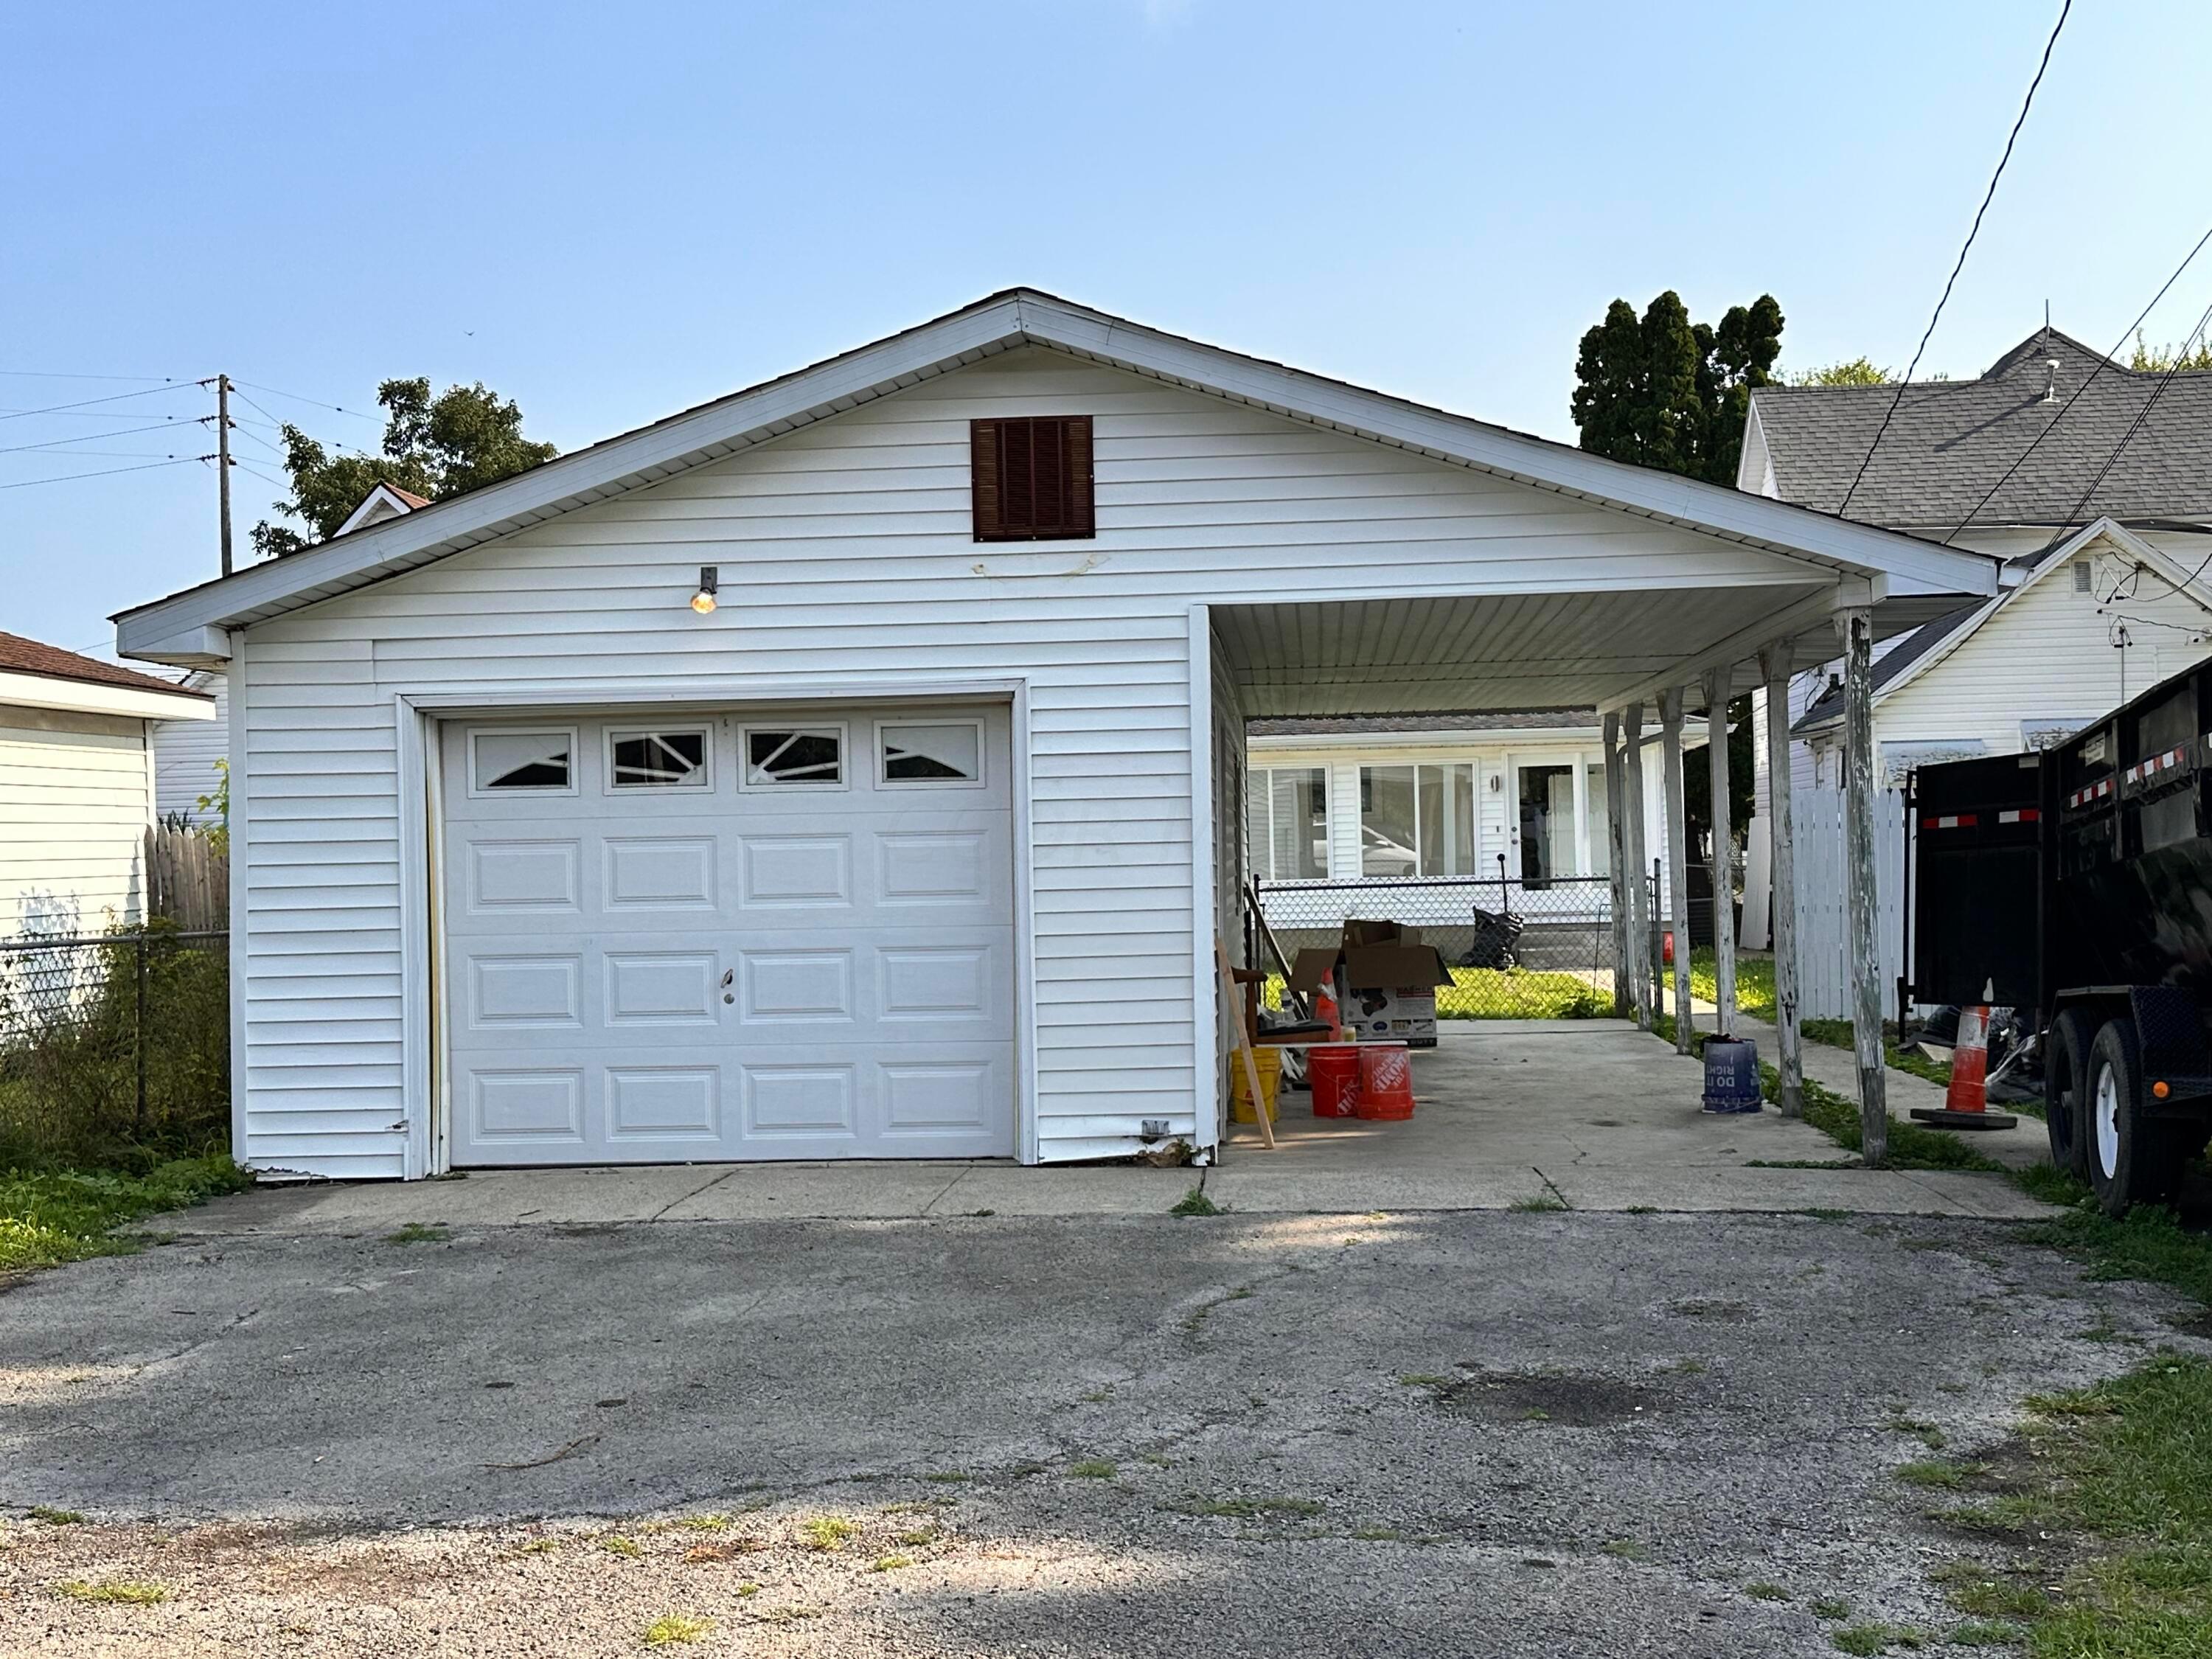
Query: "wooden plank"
1837 608 1888 1165
1703 667 1739 1038
1660 688 1694 1054
1760 647 1804 1116
1603 711 1628 1018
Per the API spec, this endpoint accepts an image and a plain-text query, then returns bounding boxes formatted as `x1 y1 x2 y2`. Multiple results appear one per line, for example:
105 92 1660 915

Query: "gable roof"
333 481 431 538
1748 327 2212 530
1794 518 2205 732
114 288 1998 666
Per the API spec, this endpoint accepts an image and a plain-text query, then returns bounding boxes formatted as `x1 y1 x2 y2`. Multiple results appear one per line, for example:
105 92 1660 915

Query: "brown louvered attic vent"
970 415 1094 542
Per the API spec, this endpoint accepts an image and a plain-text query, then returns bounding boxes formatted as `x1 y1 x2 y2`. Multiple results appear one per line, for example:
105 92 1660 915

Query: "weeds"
1069 1460 1116 1479
1894 1460 1980 1490
55 1579 167 1604
0 1156 250 1276
642 1613 711 1645
385 1222 449 1246
599 1535 641 1557
868 1555 913 1572
1745 1582 1790 1601
27 1506 84 1526
1509 1194 1569 1213
799 1517 856 1553
1169 1186 1222 1217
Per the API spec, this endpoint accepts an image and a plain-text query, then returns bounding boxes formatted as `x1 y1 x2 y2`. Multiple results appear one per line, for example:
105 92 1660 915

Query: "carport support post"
1759 644 1804 1117
1603 710 1630 1018
1837 608 1888 1166
1702 668 1738 1040
1621 700 1652 1031
1660 689 1694 1054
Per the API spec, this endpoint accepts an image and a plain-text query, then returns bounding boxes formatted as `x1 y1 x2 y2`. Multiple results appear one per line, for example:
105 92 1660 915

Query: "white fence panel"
1790 786 1905 1022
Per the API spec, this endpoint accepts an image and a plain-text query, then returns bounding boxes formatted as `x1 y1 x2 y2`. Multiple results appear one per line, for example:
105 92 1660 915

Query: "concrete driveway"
2 1200 2197 1657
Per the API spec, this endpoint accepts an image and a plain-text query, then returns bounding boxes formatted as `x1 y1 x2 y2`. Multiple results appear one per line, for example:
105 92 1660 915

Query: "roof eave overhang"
113 290 2000 667
0 668 215 721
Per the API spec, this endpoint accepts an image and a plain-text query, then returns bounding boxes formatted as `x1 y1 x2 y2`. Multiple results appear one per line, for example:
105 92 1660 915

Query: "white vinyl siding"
228 347 1849 1175
1877 546 2212 779
153 669 228 826
0 706 153 938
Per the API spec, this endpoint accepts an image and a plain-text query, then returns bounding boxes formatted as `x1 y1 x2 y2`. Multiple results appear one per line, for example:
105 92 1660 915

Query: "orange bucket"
1354 1043 1416 1121
1308 1043 1363 1117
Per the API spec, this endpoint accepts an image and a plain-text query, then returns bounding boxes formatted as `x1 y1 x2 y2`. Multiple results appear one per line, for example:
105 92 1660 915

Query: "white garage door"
439 704 1016 1165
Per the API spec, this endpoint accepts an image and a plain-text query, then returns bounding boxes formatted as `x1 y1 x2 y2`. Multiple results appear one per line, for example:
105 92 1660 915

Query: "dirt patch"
1437 1371 1658 1427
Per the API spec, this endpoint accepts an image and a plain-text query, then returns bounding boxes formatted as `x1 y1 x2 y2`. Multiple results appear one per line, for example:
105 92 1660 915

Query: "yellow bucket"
1230 1045 1284 1123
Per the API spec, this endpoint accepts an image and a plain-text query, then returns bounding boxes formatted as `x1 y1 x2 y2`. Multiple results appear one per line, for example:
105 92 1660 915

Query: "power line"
0 447 204 463
232 459 290 490
0 418 213 458
234 379 380 423
0 381 206 425
0 369 190 383
0 406 201 422
2056 295 2212 533
1838 0 2072 516
1944 220 2212 545
0 456 206 490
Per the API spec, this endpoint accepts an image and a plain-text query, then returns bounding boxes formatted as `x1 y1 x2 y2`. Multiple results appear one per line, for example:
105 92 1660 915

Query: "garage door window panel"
745 727 846 789
880 720 984 786
608 728 710 790
470 728 578 796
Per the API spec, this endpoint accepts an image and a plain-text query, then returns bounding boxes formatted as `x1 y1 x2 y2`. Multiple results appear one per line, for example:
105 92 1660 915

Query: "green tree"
1789 356 1893 386
1571 291 1784 485
251 378 557 558
1683 695 1756 857
2129 330 2212 373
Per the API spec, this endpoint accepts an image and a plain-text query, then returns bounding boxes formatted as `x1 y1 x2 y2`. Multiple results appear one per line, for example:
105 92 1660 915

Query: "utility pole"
215 374 234 577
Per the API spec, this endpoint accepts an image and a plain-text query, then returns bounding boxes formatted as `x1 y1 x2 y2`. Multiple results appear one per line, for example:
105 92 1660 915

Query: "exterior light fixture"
690 566 719 615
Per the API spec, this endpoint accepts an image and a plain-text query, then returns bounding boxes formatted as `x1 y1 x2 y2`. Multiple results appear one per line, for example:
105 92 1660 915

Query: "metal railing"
1253 874 1646 1018
0 927 230 1164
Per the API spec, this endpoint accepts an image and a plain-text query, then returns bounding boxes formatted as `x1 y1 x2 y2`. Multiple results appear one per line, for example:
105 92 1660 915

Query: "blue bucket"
1701 1036 1762 1114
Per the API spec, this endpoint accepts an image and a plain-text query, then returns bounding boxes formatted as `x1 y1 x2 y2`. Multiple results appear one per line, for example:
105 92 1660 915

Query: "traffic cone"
1910 978 2018 1131
1945 1004 1990 1115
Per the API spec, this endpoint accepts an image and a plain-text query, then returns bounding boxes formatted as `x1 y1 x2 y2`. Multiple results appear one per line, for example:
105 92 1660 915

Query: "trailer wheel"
2045 1007 2097 1181
2084 1018 2188 1217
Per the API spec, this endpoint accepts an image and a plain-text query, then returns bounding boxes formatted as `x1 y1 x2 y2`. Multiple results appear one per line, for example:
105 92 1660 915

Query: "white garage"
441 703 1015 1164
112 288 1999 1180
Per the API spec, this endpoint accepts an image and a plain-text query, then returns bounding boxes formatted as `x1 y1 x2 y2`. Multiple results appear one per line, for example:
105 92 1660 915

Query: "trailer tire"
2085 1018 2185 1217
2045 1007 2098 1182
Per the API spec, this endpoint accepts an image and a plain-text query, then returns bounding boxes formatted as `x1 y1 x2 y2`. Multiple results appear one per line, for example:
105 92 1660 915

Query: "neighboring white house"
0 631 215 939
114 288 1996 1180
1735 328 2212 959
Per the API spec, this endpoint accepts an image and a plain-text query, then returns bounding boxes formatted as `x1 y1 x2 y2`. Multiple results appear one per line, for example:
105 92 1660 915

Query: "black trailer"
1907 660 2212 1216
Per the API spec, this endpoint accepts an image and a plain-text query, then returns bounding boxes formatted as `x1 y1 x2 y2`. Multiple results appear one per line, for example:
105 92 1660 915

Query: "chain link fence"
1252 874 1658 1019
0 927 230 1166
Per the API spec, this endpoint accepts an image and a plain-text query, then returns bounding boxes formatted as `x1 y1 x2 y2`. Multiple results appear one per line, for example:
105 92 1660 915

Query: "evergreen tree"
1571 291 1783 485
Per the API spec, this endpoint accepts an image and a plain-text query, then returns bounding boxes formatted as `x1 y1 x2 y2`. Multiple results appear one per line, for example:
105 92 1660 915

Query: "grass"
2017 1172 2212 1307
1509 1194 1570 1212
1921 1354 2212 1654
1069 1459 1116 1479
642 1613 712 1645
1810 1597 1854 1621
1690 947 1776 1022
1169 1186 1222 1217
55 1579 168 1604
1944 1621 2025 1647
922 1471 971 1484
28 1506 85 1526
0 1155 251 1276
1894 1460 1979 1490
1265 967 1609 1022
384 1222 449 1246
1651 1014 2000 1172
868 1554 914 1572
599 1535 641 1557
1829 1623 1924 1655
799 1517 857 1553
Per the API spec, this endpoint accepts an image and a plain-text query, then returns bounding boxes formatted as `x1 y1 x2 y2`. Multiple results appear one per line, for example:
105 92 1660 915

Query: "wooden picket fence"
1788 785 1907 1022
145 826 229 931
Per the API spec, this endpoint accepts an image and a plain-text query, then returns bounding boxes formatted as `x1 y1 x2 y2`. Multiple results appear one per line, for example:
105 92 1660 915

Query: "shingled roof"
1747 329 2212 529
0 630 208 700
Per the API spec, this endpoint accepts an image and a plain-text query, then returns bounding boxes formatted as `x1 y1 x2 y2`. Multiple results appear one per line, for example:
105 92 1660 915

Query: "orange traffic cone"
1945 1004 1990 1115
1910 979 2019 1131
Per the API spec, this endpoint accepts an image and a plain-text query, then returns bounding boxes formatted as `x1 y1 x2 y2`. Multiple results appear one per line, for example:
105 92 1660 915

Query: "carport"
1205 558 1997 1165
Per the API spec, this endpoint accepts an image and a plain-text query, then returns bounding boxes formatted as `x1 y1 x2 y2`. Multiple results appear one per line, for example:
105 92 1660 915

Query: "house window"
971 416 1094 541
880 720 982 785
744 728 844 787
609 728 709 788
472 729 575 793
1360 764 1476 877
1247 767 1329 880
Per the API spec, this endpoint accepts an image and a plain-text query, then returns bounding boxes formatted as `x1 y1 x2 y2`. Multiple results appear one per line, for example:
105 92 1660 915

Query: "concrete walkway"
167 1024 2051 1237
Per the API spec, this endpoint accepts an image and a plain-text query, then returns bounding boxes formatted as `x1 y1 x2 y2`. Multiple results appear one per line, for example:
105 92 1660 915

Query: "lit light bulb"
689 565 719 614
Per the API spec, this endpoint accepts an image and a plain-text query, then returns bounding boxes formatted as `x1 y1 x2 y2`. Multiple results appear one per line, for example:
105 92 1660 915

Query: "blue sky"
5 0 2208 660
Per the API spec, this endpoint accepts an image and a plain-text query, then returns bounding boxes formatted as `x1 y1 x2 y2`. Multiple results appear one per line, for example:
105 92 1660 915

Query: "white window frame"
874 717 987 790
1357 760 1481 880
738 722 850 792
467 725 580 799
1248 764 1332 881
603 724 714 793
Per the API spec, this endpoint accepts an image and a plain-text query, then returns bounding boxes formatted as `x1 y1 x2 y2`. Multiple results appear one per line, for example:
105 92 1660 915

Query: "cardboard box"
1286 921 1454 1049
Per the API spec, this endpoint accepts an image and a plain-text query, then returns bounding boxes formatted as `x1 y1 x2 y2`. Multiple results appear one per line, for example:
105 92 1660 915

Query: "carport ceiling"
1215 587 1840 717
